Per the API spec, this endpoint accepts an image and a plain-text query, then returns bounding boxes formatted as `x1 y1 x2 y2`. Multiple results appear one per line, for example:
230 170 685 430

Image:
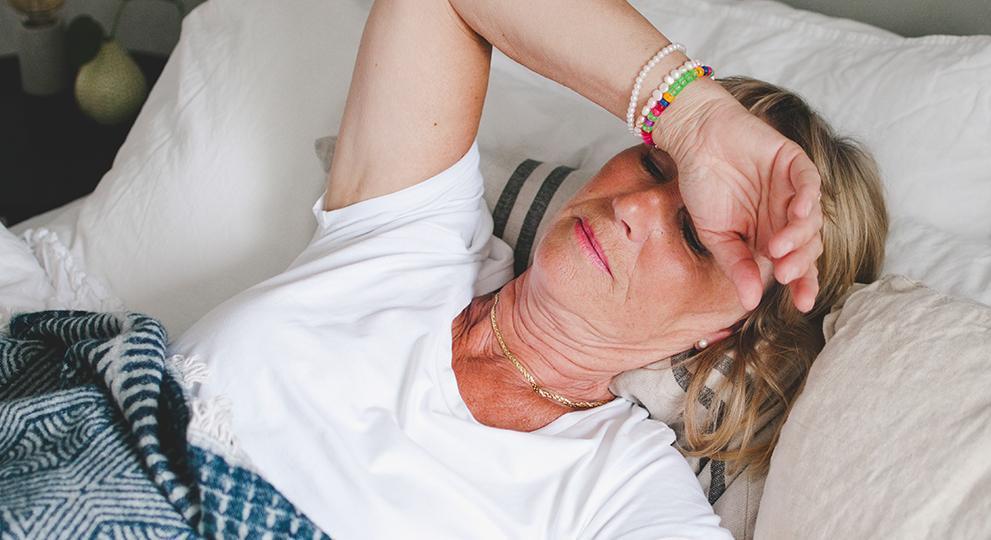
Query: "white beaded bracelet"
626 42 686 134
634 59 702 132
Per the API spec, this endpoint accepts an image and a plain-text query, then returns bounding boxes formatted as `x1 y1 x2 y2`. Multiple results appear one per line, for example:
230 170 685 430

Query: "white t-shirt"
169 141 731 540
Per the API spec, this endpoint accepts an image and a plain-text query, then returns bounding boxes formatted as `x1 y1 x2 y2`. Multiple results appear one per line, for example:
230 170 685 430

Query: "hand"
654 81 824 312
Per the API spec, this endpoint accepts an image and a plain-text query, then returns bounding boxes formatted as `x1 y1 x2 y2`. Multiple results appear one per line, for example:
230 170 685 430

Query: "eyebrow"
640 153 672 184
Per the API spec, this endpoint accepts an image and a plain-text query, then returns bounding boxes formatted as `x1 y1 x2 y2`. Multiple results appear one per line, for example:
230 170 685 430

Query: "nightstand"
0 52 167 227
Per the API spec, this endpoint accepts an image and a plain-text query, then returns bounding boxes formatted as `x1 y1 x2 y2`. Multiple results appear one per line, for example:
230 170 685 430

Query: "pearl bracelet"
626 42 686 134
636 60 714 146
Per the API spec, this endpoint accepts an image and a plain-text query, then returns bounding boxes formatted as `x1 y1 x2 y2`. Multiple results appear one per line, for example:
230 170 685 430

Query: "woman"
170 0 885 538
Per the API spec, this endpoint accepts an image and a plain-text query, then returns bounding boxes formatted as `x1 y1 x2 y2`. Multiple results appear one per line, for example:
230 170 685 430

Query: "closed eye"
679 207 710 257
641 154 670 184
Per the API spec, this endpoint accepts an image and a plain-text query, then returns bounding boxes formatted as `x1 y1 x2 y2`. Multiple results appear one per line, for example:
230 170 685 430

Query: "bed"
3 0 990 538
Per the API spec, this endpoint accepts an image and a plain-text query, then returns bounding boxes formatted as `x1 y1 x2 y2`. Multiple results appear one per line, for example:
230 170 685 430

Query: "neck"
454 279 618 409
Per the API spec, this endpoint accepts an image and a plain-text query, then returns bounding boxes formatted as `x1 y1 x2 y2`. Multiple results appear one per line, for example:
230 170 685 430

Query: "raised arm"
324 0 686 211
326 0 824 313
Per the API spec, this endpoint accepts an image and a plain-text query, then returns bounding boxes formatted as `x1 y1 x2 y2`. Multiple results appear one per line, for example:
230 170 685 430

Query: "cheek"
528 220 587 296
630 243 740 327
628 244 693 310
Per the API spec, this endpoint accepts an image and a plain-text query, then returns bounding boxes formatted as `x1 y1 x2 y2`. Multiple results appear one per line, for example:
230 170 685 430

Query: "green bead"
644 124 654 132
646 111 657 121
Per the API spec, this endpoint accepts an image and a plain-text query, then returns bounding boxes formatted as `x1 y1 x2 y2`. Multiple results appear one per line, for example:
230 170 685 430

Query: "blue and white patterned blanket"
0 310 330 539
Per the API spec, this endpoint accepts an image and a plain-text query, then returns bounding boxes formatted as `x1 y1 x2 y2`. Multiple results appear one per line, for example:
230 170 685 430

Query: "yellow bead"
662 92 675 103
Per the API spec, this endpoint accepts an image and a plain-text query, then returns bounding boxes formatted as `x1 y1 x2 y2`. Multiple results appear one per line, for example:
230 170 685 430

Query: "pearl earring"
695 338 709 350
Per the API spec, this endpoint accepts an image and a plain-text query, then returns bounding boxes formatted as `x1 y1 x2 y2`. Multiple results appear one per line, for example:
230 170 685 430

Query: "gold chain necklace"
489 292 611 410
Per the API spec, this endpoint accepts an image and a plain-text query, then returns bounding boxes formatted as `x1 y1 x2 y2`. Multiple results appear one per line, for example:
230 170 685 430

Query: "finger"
706 232 764 311
787 150 823 219
788 265 820 313
773 234 823 285
768 151 823 259
769 211 823 260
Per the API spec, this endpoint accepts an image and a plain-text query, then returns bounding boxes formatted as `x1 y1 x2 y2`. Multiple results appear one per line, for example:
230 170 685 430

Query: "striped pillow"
478 151 593 276
315 136 593 275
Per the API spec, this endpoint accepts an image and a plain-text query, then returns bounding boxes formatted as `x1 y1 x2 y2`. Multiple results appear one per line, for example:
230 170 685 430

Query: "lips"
575 218 612 276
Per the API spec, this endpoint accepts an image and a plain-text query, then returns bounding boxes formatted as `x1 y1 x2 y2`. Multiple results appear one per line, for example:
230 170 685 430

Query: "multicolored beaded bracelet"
635 60 707 132
636 61 714 145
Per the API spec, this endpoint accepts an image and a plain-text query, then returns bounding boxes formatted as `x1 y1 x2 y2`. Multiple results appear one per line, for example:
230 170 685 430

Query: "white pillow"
0 225 54 329
19 228 124 315
883 217 991 306
64 0 367 335
57 0 991 337
755 275 991 538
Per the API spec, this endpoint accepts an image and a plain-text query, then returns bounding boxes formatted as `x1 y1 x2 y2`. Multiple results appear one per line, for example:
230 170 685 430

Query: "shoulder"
583 441 732 539
568 403 733 539
302 141 491 270
315 141 484 237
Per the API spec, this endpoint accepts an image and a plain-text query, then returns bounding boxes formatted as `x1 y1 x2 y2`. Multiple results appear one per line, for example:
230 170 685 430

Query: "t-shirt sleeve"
306 140 487 252
581 440 734 540
283 138 511 316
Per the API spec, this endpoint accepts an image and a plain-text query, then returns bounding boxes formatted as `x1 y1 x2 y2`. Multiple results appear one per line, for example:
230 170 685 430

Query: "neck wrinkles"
473 279 618 406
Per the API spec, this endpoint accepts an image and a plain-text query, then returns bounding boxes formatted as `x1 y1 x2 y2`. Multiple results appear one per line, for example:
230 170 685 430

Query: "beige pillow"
756 275 991 538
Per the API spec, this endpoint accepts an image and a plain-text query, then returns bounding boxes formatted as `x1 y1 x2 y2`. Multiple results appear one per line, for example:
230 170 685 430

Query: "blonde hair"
681 77 889 474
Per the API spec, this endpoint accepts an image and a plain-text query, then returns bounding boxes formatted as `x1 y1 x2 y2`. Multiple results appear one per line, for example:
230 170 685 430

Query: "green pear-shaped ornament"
74 39 148 125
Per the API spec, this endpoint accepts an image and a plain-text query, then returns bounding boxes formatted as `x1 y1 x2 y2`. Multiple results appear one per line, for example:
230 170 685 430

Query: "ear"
699 326 737 348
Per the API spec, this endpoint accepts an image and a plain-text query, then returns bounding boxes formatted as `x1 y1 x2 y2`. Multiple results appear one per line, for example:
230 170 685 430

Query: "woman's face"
527 145 761 363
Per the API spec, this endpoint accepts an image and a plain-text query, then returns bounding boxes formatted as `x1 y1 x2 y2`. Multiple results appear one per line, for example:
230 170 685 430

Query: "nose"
611 187 668 243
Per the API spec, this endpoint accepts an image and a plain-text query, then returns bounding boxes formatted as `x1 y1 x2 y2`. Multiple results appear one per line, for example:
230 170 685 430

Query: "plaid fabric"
0 310 329 539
